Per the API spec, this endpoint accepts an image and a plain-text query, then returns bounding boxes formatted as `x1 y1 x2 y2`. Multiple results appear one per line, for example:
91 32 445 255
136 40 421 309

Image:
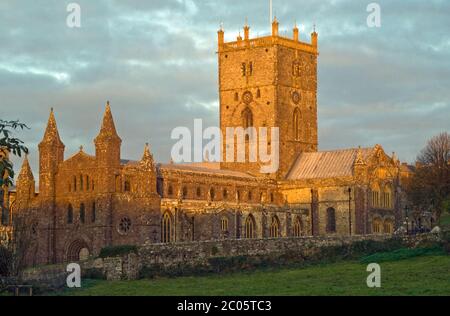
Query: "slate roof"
286 148 373 180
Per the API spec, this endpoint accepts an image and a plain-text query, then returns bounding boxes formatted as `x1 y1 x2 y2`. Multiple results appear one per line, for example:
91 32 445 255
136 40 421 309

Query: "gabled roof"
286 147 374 180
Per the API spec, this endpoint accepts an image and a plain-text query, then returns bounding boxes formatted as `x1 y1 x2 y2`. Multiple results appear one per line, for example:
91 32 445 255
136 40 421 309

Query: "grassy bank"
59 254 449 296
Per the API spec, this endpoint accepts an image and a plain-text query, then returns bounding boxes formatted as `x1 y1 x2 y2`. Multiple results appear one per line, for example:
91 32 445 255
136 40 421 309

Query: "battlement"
218 18 318 55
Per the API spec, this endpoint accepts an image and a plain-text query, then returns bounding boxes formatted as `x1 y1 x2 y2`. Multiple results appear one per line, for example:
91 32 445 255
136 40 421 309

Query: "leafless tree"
407 132 450 224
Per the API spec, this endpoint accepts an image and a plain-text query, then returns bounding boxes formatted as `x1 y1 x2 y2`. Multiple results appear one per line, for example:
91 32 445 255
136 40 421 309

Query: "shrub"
83 268 106 280
98 245 138 258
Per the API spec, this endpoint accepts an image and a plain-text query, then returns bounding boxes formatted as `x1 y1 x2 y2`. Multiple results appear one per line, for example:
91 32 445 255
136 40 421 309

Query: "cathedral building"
2 19 402 265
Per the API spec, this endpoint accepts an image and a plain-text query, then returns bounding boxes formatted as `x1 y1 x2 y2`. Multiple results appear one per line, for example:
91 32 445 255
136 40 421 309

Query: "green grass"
58 255 450 296
360 247 445 264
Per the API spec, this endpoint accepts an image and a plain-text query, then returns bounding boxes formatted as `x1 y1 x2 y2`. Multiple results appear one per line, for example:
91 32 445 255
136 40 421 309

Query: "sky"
0 0 449 179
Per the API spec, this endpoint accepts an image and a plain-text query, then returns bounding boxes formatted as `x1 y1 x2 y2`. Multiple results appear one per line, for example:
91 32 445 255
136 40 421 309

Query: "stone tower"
16 155 35 210
94 102 122 193
218 19 319 179
38 108 65 198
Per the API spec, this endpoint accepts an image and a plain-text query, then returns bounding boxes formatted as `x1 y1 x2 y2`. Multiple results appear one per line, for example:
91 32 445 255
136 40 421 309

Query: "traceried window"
371 183 381 207
118 216 132 235
383 219 393 234
221 216 229 233
373 218 382 234
162 212 173 243
269 216 280 238
326 207 336 233
293 217 303 237
244 214 256 239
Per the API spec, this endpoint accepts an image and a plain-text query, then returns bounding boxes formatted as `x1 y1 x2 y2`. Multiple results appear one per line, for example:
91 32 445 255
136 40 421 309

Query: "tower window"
67 204 74 224
293 108 301 141
241 63 246 76
80 203 86 224
242 107 253 129
234 92 239 101
256 89 261 98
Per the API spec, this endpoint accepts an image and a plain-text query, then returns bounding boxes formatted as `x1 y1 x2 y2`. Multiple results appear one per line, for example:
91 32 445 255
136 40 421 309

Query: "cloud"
0 0 449 179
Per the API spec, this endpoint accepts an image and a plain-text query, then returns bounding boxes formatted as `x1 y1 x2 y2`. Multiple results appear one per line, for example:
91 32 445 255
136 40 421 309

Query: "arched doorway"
66 239 90 262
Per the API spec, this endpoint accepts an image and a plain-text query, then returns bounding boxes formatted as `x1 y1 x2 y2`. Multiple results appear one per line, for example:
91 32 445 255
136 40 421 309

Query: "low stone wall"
18 233 445 285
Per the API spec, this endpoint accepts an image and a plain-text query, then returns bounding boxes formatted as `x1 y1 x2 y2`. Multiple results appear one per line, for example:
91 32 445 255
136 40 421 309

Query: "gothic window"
67 204 73 224
383 219 393 234
223 189 228 200
221 216 229 234
182 186 188 199
241 62 246 76
371 184 380 207
196 187 202 198
80 175 84 191
383 186 392 209
73 176 77 192
162 211 173 243
293 217 303 237
91 202 96 223
270 193 274 203
237 190 241 201
326 207 336 233
86 176 90 191
80 203 85 224
372 218 382 234
168 185 174 196
293 108 301 141
269 216 280 238
242 107 253 129
118 216 132 235
244 214 256 239
249 62 253 76
248 190 252 201
124 179 131 192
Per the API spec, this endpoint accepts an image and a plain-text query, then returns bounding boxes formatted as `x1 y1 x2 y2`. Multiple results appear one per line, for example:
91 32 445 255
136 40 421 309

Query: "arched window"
244 214 256 239
67 204 73 224
256 89 261 98
124 179 131 192
383 186 392 209
162 211 173 243
182 186 188 199
293 217 303 237
270 193 274 203
209 188 215 201
269 216 280 238
73 176 77 192
221 216 229 234
234 92 239 101
383 219 393 234
242 107 253 129
326 207 336 233
371 183 380 207
196 187 202 198
86 176 90 191
223 189 228 200
168 185 173 196
80 175 84 191
91 202 96 223
293 107 301 140
248 190 252 201
80 203 85 224
373 218 382 234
